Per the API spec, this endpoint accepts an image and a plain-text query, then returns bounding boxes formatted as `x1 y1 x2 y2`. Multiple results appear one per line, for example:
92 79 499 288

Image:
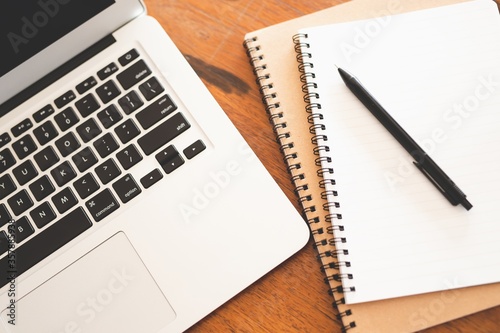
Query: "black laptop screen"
0 0 115 78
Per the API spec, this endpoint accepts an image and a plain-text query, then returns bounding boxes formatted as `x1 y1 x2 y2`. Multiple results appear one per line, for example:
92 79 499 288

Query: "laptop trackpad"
1 232 176 333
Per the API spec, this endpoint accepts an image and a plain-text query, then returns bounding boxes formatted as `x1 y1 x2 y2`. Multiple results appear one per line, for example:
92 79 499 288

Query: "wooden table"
144 1 500 332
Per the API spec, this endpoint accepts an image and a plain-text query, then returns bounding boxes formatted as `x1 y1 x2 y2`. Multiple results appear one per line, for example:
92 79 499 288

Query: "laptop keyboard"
0 49 206 287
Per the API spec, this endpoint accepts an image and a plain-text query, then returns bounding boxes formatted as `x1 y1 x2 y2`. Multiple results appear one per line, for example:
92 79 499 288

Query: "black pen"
337 67 472 210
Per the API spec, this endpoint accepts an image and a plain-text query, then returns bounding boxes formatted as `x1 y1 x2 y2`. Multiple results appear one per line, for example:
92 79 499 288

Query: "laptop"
0 1 309 332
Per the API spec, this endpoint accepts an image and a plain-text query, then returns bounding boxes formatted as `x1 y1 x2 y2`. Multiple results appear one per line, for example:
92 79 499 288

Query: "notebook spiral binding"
244 34 356 333
243 36 314 218
292 33 356 333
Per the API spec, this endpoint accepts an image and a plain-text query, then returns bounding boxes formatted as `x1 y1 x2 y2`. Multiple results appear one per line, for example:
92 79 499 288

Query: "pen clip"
413 161 458 206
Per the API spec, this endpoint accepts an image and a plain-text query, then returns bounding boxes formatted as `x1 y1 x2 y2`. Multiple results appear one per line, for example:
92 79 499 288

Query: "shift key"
138 113 190 155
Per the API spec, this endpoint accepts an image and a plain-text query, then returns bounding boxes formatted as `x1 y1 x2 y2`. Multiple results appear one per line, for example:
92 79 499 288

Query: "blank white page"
299 0 500 304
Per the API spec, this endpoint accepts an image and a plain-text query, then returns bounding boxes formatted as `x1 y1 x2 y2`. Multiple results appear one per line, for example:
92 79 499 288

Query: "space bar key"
0 208 92 288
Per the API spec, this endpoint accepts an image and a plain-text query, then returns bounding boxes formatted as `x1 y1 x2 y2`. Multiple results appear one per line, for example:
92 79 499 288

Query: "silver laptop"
0 1 309 332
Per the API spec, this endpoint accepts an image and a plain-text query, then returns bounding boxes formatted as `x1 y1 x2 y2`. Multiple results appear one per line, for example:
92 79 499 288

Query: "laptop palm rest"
0 232 176 333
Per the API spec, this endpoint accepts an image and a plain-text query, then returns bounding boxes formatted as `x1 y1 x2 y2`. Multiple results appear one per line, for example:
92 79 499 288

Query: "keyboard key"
97 62 119 80
183 140 206 159
34 146 59 171
156 146 184 174
51 187 78 214
139 77 165 101
75 93 100 118
97 104 123 129
140 169 163 189
0 132 11 149
117 60 152 90
12 134 37 160
33 121 59 146
12 118 33 137
161 155 184 174
76 118 102 143
13 216 35 243
86 189 120 222
51 161 77 187
76 76 98 95
136 95 177 129
55 90 76 109
72 147 98 172
93 132 119 158
155 145 179 165
113 174 141 204
114 119 140 144
0 231 9 255
118 49 140 67
30 201 56 229
95 158 121 184
0 175 16 200
0 204 12 227
55 132 81 157
116 144 143 170
54 107 79 131
33 104 55 123
0 149 16 175
13 160 38 186
118 91 143 115
29 176 55 201
96 80 121 104
8 189 34 216
74 173 100 199
0 207 92 288
138 113 191 155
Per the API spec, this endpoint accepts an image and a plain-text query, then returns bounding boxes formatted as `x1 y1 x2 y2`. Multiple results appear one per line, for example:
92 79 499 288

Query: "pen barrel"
414 153 464 203
345 76 422 154
340 69 471 210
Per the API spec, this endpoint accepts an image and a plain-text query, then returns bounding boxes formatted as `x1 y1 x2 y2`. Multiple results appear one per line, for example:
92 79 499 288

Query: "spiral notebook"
296 0 500 304
244 0 500 331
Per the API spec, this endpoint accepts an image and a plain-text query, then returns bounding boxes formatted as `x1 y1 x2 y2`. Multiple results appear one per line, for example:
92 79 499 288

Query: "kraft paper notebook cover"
244 0 500 332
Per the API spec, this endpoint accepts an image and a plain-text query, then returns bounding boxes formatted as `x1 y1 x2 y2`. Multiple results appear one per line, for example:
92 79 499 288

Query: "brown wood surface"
144 0 500 332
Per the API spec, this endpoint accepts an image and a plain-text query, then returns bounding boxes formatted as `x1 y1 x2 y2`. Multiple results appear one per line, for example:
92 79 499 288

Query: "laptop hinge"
0 34 116 118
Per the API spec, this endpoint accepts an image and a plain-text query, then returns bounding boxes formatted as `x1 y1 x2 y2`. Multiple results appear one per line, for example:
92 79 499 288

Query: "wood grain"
144 0 500 331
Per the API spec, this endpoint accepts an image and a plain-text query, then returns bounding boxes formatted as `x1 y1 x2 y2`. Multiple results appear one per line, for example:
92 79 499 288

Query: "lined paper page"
299 0 500 304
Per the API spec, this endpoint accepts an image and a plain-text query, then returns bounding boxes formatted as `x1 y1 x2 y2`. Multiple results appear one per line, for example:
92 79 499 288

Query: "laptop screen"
0 0 144 111
0 0 115 78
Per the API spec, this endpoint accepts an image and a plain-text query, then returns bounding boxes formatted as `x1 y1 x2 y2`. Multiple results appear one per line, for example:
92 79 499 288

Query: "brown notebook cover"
244 0 500 332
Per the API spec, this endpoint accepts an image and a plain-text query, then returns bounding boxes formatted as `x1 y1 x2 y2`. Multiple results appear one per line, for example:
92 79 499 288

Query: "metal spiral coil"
324 201 340 210
319 178 335 188
317 167 334 178
251 33 356 330
307 215 320 225
309 123 325 134
315 156 332 167
328 224 344 232
300 72 316 84
313 145 330 157
307 112 323 124
326 273 354 283
280 142 294 153
328 285 356 295
305 103 322 113
325 213 343 222
341 322 357 333
311 134 328 145
303 91 319 104
276 132 290 141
